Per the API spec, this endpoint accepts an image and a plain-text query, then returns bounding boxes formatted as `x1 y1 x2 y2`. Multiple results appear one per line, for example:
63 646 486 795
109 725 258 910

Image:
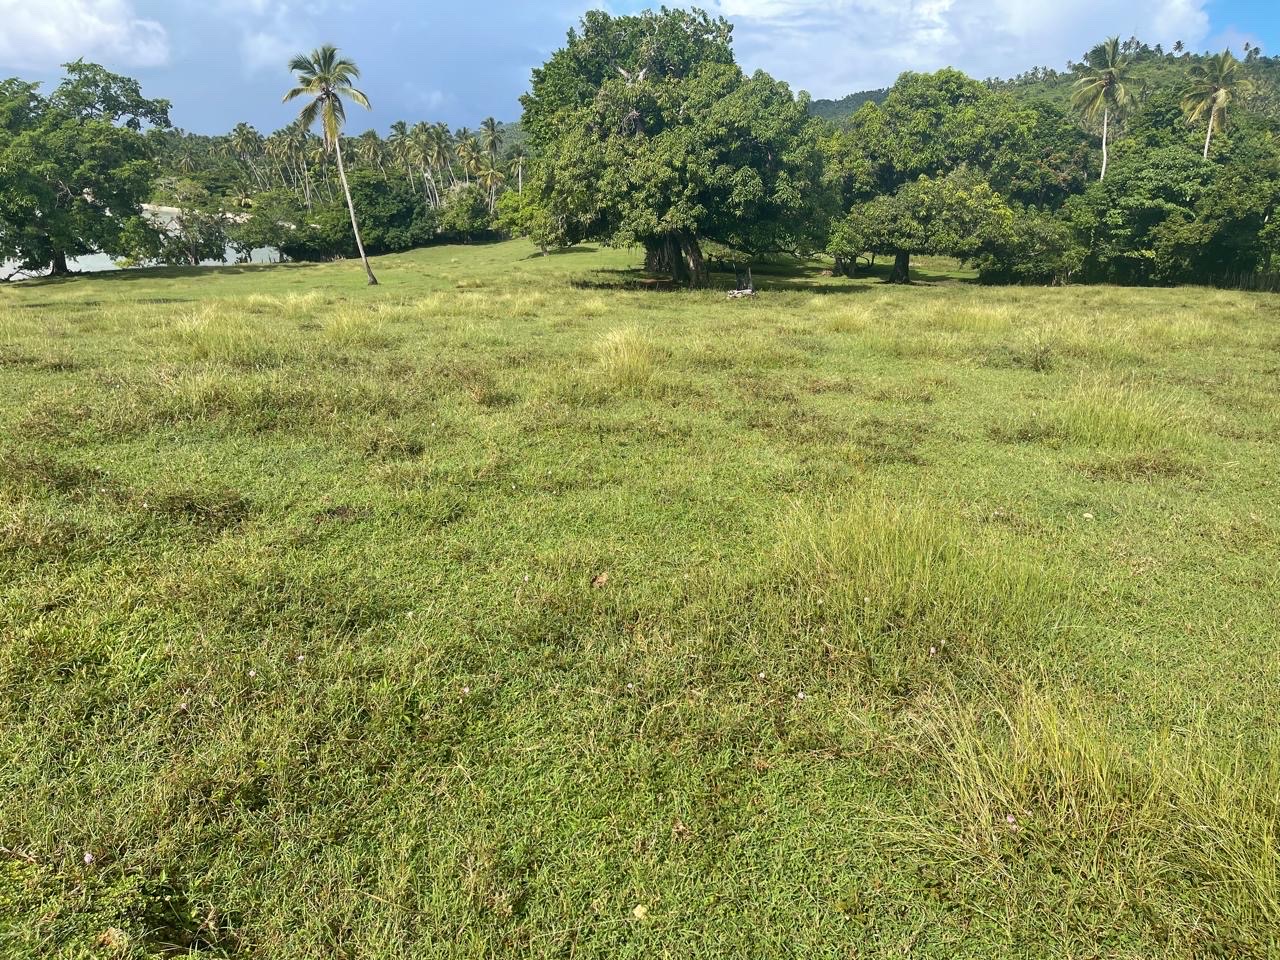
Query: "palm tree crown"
1182 50 1253 159
481 117 503 160
283 45 371 150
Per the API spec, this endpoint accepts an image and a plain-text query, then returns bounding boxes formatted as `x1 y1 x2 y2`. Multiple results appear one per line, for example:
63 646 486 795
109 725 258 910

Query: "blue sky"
0 1 1275 134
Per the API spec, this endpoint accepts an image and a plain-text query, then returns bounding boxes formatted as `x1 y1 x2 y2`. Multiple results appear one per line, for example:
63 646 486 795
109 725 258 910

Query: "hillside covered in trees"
812 39 1280 123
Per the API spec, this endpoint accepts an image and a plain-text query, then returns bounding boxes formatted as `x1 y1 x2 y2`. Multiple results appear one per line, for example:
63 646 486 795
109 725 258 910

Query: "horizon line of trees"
2 11 1278 290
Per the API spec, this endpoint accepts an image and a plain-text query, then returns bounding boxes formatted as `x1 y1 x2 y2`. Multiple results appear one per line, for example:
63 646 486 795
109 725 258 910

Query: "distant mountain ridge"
807 89 888 122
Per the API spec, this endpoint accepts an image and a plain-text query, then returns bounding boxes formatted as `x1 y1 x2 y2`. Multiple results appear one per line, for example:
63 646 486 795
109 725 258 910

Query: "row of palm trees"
218 115 524 216
382 118 523 212
1073 39 1255 178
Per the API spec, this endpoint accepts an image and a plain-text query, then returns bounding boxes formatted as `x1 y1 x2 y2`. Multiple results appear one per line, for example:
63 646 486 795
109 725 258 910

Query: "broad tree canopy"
0 62 170 275
519 7 824 286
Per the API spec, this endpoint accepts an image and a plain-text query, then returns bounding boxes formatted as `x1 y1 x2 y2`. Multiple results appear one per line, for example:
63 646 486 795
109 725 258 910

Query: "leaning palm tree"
1072 37 1138 180
1182 50 1253 159
409 121 441 208
283 44 378 285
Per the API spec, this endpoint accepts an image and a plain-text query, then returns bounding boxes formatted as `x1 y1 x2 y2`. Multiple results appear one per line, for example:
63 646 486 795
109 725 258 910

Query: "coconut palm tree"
455 127 476 185
409 121 441 207
1072 37 1138 180
283 44 379 285
230 122 267 189
355 130 387 178
427 123 454 188
475 155 505 213
1183 50 1254 159
509 145 527 194
387 120 417 194
480 117 503 161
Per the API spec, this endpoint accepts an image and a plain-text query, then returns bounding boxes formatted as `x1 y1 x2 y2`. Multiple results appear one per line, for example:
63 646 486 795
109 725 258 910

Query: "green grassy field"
2 241 1278 958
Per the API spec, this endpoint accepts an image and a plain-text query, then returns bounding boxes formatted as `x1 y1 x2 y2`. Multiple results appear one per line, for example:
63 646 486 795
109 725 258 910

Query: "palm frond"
338 85 372 110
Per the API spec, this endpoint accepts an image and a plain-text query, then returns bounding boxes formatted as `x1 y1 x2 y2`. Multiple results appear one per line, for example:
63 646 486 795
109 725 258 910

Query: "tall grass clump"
594 326 658 393
158 306 297 368
243 291 328 322
1005 378 1192 452
896 688 1280 954
321 308 396 350
739 495 1059 693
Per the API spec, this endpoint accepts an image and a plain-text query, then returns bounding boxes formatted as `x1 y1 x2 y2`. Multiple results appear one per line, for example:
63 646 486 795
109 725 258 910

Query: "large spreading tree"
0 62 170 276
518 7 824 286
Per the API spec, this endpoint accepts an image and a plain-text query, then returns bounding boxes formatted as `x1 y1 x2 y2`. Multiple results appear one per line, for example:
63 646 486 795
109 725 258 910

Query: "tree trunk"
50 250 69 275
1100 107 1110 181
888 251 911 284
676 231 707 288
424 167 440 208
334 135 378 286
1203 108 1215 160
644 238 673 276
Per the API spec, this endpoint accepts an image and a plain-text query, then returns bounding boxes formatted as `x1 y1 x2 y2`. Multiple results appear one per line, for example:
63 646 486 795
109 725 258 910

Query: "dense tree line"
513 9 1280 287
2 8 1278 288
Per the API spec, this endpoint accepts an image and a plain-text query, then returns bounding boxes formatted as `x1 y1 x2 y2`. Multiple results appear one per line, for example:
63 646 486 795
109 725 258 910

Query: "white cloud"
711 0 1211 96
241 30 296 73
0 0 169 69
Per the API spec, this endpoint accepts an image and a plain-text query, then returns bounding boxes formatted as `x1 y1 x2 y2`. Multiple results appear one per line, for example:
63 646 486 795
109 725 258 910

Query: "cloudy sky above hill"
0 0 1274 132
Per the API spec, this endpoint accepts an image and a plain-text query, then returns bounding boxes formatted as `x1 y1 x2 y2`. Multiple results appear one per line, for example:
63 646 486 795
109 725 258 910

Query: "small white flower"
626 683 635 691
462 686 471 695
757 672 766 681
248 670 256 678
83 852 94 865
1083 512 1095 520
296 654 304 662
929 646 937 655
796 691 806 701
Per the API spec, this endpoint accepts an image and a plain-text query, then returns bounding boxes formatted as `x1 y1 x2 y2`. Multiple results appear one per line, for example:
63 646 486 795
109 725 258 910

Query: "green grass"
1 241 1278 958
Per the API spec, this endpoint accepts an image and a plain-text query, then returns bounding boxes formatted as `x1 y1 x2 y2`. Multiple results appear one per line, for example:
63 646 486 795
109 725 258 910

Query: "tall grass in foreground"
594 326 658 392
896 688 1280 954
1002 377 1193 453
736 496 1060 694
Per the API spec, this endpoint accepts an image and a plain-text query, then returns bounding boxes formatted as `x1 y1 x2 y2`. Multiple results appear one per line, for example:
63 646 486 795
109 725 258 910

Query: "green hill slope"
811 43 1280 123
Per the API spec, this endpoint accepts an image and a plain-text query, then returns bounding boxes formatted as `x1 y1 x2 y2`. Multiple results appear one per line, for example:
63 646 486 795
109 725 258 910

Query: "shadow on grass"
14 261 321 287
524 245 602 259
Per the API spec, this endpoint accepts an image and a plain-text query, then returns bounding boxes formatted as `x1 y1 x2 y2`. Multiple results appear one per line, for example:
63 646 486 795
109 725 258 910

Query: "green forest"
2 12 1278 289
